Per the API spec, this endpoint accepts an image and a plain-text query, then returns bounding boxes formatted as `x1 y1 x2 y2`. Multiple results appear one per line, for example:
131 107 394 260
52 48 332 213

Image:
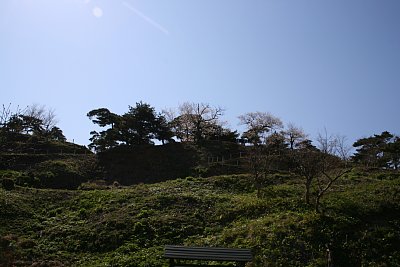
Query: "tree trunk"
315 193 322 213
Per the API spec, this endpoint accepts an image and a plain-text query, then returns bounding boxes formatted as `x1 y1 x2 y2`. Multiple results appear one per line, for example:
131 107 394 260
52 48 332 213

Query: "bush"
16 172 40 188
35 160 87 189
79 180 110 190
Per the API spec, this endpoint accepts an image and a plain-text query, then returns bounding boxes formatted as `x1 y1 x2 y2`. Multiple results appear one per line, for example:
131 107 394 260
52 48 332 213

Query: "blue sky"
1 0 399 146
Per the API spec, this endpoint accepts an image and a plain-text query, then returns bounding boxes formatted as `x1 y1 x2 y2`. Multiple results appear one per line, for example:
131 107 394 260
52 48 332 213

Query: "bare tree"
24 104 58 132
284 122 307 150
315 163 350 213
246 144 285 198
299 129 353 212
171 102 225 142
248 146 266 198
316 128 337 155
291 148 323 205
1 104 12 127
0 104 24 127
317 128 352 161
333 134 352 161
292 147 351 211
161 108 176 124
238 111 283 145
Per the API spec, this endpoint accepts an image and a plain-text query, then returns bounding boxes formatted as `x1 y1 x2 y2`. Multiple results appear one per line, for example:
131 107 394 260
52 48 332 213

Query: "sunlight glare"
92 6 103 18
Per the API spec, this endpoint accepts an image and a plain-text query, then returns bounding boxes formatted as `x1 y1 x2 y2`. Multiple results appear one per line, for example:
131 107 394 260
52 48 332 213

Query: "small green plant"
194 166 208 178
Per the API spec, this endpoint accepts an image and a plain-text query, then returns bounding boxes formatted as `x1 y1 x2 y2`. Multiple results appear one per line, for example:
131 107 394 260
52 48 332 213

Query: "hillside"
1 126 247 186
0 135 99 190
1 170 399 266
97 141 246 184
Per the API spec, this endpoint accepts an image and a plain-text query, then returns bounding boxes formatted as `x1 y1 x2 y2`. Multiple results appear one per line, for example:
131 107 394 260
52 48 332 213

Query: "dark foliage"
353 131 400 169
87 102 174 152
97 143 199 184
1 178 15 190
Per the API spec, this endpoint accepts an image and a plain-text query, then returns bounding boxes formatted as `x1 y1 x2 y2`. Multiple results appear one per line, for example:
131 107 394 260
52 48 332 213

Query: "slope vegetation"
1 171 400 266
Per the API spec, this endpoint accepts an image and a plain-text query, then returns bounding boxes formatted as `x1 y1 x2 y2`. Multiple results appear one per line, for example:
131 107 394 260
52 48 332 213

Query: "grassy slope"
1 171 400 267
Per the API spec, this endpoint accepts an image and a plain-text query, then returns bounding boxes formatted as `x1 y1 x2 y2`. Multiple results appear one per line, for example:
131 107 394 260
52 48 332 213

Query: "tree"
24 104 58 133
19 115 44 135
315 158 350 213
291 143 323 205
239 114 286 196
0 104 15 127
332 134 353 161
87 102 172 151
353 131 395 168
316 128 337 155
3 114 24 133
203 124 239 143
1 104 66 153
170 114 195 142
384 136 400 170
284 123 307 150
292 138 351 212
245 132 290 198
170 102 225 142
121 102 160 145
247 145 268 198
238 111 283 145
1 104 28 134
87 108 120 128
88 129 119 152
47 126 66 142
154 115 174 145
87 108 122 151
266 131 288 152
317 129 352 162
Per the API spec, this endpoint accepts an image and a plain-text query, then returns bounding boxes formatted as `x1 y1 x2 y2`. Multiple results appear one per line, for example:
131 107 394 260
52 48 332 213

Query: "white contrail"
122 1 169 35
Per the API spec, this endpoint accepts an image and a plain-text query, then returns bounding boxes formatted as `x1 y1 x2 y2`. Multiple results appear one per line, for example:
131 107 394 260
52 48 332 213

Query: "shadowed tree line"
2 101 399 171
0 104 95 189
0 103 65 142
87 102 238 152
87 101 400 170
1 102 399 206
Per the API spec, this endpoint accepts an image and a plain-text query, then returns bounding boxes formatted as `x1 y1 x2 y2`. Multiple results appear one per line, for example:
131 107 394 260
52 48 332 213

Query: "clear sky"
1 0 399 147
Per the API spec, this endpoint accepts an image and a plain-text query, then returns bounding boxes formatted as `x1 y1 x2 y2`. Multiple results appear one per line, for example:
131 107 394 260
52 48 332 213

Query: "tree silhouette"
170 102 224 142
87 102 173 151
284 122 307 150
238 111 283 145
353 131 396 168
121 102 160 146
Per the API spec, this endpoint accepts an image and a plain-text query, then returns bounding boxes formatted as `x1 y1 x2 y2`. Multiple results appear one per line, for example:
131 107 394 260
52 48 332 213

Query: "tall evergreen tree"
87 102 173 151
353 131 395 168
121 102 159 145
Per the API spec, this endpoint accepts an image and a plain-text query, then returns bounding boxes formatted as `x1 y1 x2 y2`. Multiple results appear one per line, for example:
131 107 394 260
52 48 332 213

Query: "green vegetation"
1 102 400 266
0 154 97 189
1 172 399 266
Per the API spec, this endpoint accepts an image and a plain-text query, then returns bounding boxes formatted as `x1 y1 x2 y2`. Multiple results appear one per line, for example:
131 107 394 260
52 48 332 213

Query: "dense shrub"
34 159 96 189
16 172 40 187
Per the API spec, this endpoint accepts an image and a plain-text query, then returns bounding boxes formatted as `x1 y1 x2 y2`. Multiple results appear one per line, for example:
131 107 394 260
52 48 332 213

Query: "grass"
1 172 400 266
